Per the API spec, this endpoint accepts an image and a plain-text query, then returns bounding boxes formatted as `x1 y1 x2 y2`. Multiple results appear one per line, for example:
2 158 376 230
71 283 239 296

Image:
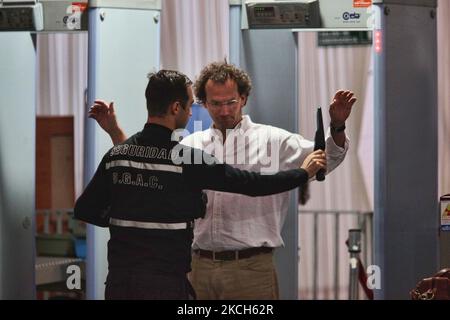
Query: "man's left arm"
328 90 357 147
324 90 357 172
279 90 356 174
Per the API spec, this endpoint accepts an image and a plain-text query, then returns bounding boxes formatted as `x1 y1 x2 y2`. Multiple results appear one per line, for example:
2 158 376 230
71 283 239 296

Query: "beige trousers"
189 252 279 300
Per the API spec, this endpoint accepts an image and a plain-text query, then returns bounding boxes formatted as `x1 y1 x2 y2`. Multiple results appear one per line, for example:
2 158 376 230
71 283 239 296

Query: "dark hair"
194 62 252 105
145 70 192 116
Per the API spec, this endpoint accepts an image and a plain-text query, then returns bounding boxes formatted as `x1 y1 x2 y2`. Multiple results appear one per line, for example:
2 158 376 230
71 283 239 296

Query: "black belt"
194 247 273 261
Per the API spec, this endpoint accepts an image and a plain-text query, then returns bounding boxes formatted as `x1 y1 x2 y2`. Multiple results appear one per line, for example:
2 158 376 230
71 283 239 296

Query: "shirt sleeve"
324 127 349 173
279 129 349 174
182 149 309 197
278 132 314 170
74 154 111 227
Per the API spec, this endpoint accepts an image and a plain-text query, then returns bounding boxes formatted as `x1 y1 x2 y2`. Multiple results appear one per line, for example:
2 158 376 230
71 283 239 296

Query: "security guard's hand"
89 100 119 133
300 150 327 179
89 99 127 145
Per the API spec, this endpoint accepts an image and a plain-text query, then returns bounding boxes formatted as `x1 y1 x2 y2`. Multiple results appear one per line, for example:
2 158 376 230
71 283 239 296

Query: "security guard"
74 70 326 300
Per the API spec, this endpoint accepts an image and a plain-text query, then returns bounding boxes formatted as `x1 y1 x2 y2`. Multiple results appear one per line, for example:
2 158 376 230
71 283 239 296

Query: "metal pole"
313 212 318 299
334 212 340 299
348 229 361 300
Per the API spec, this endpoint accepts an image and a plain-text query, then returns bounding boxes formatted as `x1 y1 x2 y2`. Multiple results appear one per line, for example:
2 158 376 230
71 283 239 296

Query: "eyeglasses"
206 99 240 108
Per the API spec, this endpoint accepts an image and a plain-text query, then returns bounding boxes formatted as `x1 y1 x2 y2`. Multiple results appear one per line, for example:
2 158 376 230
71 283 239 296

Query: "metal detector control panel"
246 0 321 29
0 1 43 31
0 1 88 32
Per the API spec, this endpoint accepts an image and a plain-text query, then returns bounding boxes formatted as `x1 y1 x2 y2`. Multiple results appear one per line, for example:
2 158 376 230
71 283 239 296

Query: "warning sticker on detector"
442 202 450 231
354 0 372 8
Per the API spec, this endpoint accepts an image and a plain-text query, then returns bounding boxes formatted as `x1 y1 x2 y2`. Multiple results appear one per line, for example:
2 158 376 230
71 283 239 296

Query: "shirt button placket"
213 192 222 247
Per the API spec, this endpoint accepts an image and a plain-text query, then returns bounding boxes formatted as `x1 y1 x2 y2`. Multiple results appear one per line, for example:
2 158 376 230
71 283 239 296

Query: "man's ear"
241 95 248 107
169 101 180 115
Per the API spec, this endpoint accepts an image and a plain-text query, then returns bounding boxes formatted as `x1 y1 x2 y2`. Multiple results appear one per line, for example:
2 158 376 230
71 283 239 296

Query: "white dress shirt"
181 115 349 251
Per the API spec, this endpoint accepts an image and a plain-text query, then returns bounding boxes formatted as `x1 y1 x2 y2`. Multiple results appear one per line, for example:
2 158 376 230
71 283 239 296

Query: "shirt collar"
209 115 253 140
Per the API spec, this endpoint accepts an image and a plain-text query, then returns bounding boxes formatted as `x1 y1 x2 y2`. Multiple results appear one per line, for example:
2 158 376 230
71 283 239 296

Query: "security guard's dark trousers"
105 270 195 300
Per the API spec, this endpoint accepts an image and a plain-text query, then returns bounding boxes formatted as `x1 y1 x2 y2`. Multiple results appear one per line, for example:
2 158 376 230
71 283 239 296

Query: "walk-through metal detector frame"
0 31 37 299
0 0 161 299
0 0 88 299
372 0 438 300
231 0 438 299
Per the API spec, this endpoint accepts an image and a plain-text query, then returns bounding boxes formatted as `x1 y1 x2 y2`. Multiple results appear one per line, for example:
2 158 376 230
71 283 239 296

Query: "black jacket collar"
142 123 174 139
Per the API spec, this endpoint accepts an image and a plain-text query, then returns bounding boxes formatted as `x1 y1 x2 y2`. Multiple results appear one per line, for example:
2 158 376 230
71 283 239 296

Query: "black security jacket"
74 123 309 274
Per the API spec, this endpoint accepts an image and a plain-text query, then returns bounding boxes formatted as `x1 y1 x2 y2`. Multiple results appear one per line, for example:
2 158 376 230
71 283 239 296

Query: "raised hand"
89 99 127 145
88 100 119 134
329 90 357 126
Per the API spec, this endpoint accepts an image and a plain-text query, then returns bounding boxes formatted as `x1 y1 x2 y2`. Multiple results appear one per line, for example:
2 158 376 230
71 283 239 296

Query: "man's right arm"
89 100 127 145
74 155 111 227
182 148 326 197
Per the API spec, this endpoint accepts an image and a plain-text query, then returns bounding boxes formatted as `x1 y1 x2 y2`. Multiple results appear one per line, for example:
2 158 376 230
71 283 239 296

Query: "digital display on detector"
254 6 275 18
